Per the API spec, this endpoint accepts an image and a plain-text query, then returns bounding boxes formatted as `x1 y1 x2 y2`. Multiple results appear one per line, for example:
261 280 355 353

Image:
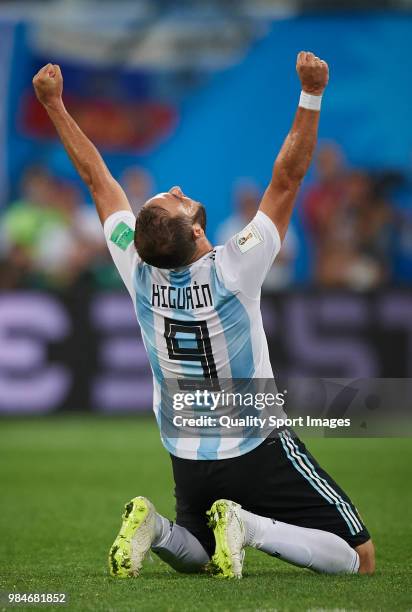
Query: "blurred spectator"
304 161 394 289
120 166 154 214
216 179 260 245
1 165 58 251
303 141 346 243
34 179 106 287
0 165 106 289
216 178 298 289
0 165 61 287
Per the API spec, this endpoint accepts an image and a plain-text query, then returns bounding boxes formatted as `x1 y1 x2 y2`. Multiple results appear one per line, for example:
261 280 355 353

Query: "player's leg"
240 504 363 573
272 429 374 574
206 431 373 578
208 499 360 577
151 510 209 573
108 496 208 577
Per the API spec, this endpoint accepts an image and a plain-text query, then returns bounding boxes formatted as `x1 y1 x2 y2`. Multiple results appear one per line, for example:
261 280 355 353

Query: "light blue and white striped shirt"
105 209 281 459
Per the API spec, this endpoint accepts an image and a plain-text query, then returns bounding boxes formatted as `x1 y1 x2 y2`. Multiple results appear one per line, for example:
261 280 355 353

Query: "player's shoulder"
216 211 281 256
104 209 136 254
213 211 282 299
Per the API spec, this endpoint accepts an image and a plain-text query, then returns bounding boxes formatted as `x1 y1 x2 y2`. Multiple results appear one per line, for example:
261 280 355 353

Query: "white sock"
240 509 359 574
151 513 209 573
153 513 172 546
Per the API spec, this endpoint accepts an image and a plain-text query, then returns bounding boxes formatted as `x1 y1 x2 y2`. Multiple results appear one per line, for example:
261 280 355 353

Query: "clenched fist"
32 63 63 107
296 51 329 96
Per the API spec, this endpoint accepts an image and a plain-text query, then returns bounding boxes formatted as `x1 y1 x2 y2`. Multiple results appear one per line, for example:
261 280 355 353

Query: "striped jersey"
104 209 281 460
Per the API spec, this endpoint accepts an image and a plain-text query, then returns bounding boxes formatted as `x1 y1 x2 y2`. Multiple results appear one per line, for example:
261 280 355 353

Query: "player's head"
134 186 207 268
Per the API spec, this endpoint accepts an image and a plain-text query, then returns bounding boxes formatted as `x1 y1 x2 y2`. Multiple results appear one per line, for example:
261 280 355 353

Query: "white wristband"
299 90 322 111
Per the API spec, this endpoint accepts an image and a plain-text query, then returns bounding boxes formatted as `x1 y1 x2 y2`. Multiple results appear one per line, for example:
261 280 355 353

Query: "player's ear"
192 223 204 240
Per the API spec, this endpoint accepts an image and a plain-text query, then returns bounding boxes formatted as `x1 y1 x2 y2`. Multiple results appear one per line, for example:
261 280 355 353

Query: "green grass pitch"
1 416 411 611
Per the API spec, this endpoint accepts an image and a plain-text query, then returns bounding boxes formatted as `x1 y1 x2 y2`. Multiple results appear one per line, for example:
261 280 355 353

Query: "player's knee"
355 539 375 575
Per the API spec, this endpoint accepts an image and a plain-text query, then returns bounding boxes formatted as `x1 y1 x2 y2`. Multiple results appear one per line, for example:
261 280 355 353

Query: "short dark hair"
134 205 206 269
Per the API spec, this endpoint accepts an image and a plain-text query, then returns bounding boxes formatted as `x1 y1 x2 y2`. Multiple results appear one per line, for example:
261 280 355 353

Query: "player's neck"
190 238 213 264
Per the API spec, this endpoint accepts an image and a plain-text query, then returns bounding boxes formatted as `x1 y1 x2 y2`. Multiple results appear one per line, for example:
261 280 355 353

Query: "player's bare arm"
259 51 329 241
32 63 131 224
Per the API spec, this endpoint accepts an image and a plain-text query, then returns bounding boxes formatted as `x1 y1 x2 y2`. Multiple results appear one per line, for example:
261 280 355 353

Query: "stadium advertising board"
0 289 411 415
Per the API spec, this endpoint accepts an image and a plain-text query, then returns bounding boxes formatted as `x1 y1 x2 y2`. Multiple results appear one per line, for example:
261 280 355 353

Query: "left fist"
296 51 329 96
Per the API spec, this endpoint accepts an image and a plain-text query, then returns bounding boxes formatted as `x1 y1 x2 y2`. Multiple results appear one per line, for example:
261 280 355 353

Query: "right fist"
32 63 63 107
296 51 329 96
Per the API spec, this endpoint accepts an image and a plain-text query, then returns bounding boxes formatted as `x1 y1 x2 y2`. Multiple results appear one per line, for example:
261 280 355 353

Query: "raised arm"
259 51 329 241
32 63 132 224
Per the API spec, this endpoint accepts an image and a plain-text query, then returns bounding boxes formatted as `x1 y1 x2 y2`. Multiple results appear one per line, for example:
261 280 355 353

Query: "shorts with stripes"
170 430 370 557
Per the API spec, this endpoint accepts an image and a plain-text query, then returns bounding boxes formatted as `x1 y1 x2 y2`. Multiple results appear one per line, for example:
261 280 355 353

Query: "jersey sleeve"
103 210 138 299
215 210 282 299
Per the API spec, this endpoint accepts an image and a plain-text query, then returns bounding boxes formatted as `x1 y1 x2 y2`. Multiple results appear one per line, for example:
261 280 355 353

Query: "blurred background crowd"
1 147 411 291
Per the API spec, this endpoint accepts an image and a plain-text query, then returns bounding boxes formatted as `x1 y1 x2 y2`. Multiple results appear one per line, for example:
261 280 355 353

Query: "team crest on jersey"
236 222 263 253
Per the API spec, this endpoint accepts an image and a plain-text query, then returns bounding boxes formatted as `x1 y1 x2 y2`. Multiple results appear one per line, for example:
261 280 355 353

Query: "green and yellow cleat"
108 496 156 578
207 499 246 579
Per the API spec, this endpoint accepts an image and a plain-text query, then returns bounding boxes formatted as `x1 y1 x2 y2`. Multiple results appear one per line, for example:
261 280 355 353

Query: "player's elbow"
88 170 114 200
271 164 303 193
81 158 112 194
270 167 302 199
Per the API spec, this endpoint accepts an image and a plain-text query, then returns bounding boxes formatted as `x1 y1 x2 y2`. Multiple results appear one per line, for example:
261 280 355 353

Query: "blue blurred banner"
0 20 15 206
4 12 412 239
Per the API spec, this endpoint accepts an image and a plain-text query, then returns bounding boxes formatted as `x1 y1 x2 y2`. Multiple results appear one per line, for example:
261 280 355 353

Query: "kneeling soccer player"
32 51 375 578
